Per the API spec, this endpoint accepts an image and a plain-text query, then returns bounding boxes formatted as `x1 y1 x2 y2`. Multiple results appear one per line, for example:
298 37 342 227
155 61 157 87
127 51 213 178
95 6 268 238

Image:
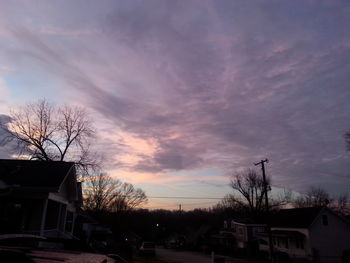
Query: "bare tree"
293 187 349 215
214 193 253 215
83 173 147 213
110 183 148 213
83 173 122 212
345 132 350 151
293 187 332 208
0 99 95 172
224 169 291 216
332 193 349 215
229 169 269 215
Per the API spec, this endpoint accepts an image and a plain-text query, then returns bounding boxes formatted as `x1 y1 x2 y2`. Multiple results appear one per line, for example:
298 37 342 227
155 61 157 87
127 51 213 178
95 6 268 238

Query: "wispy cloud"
0 0 350 200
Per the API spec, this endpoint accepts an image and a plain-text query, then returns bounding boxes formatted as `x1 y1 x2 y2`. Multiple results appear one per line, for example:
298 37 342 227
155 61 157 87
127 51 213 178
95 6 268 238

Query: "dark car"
0 234 117 263
107 254 129 263
139 242 156 256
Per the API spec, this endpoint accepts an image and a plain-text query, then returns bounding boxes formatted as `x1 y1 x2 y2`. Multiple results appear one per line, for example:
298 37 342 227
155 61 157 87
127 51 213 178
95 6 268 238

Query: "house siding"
309 210 350 263
228 222 266 250
270 227 312 259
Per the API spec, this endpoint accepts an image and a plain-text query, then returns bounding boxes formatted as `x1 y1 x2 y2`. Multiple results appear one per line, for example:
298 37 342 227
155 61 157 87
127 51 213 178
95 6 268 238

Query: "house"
259 207 350 263
221 218 266 252
74 212 113 247
0 159 82 239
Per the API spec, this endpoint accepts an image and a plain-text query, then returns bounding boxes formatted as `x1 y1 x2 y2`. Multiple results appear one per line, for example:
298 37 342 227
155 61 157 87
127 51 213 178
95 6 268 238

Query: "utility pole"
254 158 274 262
179 204 182 212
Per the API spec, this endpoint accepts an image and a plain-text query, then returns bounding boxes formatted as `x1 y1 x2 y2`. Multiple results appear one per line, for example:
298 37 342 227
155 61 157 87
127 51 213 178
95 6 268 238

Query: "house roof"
270 207 323 228
225 218 255 224
233 218 258 224
0 159 75 191
258 230 306 238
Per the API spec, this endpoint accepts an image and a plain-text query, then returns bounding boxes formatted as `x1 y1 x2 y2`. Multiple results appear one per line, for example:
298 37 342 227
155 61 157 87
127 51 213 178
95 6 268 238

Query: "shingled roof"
0 159 75 191
270 207 323 228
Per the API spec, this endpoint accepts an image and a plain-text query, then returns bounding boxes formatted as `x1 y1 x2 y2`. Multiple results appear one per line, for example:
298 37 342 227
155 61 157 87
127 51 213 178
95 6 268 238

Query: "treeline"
85 207 239 242
89 184 349 242
218 168 349 216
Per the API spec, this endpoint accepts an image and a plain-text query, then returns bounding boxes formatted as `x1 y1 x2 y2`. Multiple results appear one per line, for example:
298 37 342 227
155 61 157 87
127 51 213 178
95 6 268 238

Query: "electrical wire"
147 196 223 200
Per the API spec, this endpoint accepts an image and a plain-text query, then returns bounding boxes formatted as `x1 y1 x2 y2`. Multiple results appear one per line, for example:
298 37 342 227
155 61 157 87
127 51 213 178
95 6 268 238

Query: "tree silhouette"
220 169 291 216
345 132 350 151
83 172 147 213
0 99 96 173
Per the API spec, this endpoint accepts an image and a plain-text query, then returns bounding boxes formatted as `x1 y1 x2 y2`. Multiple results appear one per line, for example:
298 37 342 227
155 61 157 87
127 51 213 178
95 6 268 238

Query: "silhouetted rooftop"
233 218 261 224
0 159 75 190
270 207 323 228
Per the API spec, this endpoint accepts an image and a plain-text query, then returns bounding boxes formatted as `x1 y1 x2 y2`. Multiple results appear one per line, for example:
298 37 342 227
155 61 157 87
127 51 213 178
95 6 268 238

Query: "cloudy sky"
1 0 350 210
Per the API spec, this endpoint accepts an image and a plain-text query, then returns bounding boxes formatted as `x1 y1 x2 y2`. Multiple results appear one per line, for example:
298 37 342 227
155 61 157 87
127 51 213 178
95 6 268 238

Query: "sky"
0 0 350 210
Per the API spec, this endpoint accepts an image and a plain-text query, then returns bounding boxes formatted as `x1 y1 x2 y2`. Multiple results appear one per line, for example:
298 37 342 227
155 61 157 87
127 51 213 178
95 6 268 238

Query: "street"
133 248 260 263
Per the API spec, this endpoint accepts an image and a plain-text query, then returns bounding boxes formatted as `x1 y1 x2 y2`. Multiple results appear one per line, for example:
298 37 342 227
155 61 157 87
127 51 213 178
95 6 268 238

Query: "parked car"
107 254 129 263
164 239 176 249
0 234 116 263
139 241 156 256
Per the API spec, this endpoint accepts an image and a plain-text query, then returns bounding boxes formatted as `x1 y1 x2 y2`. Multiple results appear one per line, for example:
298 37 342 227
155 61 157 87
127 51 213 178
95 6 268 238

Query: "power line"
82 190 224 200
147 196 223 200
145 201 219 209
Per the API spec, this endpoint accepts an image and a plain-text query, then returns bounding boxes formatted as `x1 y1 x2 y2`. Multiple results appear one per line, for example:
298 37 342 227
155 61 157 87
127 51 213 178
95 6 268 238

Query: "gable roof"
233 218 256 224
229 218 266 226
270 207 323 228
0 159 75 191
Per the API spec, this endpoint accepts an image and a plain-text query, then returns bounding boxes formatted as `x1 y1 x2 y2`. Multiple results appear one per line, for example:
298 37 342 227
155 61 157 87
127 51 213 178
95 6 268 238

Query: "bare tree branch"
293 186 349 215
220 169 290 216
345 132 350 151
109 182 148 213
293 186 332 208
83 173 148 213
0 99 96 174
83 173 122 212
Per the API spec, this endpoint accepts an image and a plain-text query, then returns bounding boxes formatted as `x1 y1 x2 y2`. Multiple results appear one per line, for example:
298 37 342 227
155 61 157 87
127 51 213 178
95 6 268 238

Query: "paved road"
156 248 214 263
153 248 253 263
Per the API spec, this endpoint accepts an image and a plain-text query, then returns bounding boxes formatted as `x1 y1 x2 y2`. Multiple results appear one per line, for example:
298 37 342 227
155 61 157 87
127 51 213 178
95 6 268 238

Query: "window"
255 227 265 233
232 225 236 232
273 237 287 248
296 237 304 249
14 203 22 209
65 211 74 232
259 239 268 245
322 215 328 226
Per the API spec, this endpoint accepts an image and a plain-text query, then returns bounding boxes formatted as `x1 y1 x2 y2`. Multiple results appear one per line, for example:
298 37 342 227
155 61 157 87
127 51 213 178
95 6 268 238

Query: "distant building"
259 207 350 263
221 218 266 252
0 159 82 239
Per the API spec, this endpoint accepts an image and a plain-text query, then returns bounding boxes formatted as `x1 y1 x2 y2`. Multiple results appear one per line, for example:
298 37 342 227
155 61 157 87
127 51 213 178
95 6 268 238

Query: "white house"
0 159 82 239
222 218 266 250
259 207 350 263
